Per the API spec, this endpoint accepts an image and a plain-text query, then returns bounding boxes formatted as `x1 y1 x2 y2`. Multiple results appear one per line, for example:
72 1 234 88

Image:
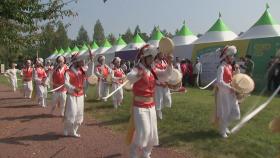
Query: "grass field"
1 75 280 158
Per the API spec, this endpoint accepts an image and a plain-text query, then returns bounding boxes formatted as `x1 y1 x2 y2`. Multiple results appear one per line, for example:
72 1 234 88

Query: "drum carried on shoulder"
231 73 255 102
167 69 182 90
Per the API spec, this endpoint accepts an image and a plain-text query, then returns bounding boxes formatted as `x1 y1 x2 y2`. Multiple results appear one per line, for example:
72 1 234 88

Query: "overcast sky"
63 0 280 40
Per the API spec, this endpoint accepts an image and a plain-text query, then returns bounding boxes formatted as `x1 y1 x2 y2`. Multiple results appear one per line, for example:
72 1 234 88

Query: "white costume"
111 67 125 109
21 66 33 98
216 46 240 138
5 68 20 92
127 45 172 158
154 59 172 120
95 63 111 101
34 66 48 107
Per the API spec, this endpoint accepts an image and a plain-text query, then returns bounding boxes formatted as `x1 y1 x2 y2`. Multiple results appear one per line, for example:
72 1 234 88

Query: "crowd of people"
2 42 277 158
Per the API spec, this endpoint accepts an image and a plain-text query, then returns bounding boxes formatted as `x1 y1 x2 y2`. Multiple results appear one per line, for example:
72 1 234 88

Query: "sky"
63 0 280 40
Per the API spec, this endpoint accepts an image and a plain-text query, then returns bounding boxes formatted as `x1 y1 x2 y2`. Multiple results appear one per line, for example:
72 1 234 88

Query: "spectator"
193 57 202 86
267 56 275 91
180 59 187 87
242 55 254 77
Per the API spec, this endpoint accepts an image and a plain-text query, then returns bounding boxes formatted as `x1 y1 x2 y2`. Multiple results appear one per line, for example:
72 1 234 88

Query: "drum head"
231 73 254 94
159 37 174 55
168 69 182 85
88 75 98 86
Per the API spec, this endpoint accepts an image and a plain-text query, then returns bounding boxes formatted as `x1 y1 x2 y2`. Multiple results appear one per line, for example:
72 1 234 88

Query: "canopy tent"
238 7 280 39
79 44 89 60
66 46 79 63
147 27 164 47
80 41 99 60
115 49 138 61
103 36 127 64
193 14 237 44
95 39 112 55
172 22 198 46
122 33 146 51
46 49 58 61
64 47 72 60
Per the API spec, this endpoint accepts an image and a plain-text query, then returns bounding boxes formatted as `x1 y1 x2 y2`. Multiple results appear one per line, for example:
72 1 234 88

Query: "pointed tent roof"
172 21 198 46
238 6 280 39
47 49 59 60
71 46 80 53
58 48 65 55
122 33 146 51
194 14 237 44
91 41 99 50
95 39 112 54
65 47 72 54
104 36 127 54
148 27 164 47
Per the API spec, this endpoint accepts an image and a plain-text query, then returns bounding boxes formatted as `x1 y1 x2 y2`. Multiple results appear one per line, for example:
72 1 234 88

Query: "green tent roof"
81 44 88 51
91 41 99 49
253 9 278 26
115 36 127 45
65 47 72 54
71 46 79 52
58 48 64 55
102 39 112 48
151 27 164 40
177 22 194 36
132 33 145 43
208 18 230 32
53 49 58 54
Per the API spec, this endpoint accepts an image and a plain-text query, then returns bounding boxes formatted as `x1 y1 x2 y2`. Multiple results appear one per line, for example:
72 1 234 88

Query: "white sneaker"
226 128 231 135
221 133 228 138
72 132 80 138
156 110 163 120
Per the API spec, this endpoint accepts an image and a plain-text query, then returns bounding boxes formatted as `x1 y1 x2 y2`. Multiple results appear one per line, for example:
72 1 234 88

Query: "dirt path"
0 84 187 158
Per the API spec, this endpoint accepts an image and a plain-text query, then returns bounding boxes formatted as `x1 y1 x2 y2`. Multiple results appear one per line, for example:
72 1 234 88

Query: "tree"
140 33 149 42
133 25 141 36
123 28 133 43
107 33 116 45
53 21 69 51
76 25 89 46
161 29 173 38
39 23 56 58
93 19 105 46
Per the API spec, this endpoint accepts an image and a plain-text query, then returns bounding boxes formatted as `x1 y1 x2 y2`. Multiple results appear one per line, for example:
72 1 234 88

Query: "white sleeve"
33 69 41 84
86 61 95 77
216 66 232 89
127 67 141 84
155 65 173 82
95 67 102 78
64 72 75 94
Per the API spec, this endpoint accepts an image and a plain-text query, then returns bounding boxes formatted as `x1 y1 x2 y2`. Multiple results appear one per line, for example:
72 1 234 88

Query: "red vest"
22 67 33 81
36 67 47 80
52 65 68 92
96 64 109 79
66 67 86 97
113 68 125 84
132 66 156 108
223 64 233 84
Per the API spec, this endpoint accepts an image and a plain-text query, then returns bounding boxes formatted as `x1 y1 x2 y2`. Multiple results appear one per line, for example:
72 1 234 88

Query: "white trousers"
10 77 17 92
155 86 172 111
52 91 67 115
64 95 84 135
23 81 33 98
99 80 110 100
112 83 123 108
130 106 158 158
36 84 47 107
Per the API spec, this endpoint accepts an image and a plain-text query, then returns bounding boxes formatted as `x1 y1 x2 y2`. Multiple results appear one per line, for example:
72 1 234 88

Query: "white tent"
103 36 127 64
194 15 237 44
147 27 164 47
95 39 112 55
121 33 146 51
172 22 197 46
64 47 72 61
46 49 58 61
80 41 99 60
238 8 280 39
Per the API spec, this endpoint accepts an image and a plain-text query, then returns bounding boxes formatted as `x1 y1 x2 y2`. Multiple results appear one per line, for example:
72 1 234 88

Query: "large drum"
167 69 182 90
159 37 174 55
87 75 98 86
231 73 255 102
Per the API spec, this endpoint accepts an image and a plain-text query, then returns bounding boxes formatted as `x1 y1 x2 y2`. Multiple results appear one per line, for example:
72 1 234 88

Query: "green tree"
133 25 141 36
123 28 133 43
107 33 116 45
93 19 105 46
53 21 69 50
76 25 89 46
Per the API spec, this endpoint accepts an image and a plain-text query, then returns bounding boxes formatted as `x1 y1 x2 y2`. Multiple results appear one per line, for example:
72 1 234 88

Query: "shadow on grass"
0 104 38 109
0 97 25 101
159 130 220 147
103 153 122 158
0 113 59 122
86 99 102 103
0 132 63 146
86 115 129 127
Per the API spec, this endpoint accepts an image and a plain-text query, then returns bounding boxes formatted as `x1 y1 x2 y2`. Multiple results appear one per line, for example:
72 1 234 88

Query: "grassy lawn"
1 75 279 158
84 84 280 158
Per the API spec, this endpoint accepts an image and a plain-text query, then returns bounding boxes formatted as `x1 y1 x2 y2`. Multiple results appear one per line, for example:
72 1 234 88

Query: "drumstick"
48 84 64 93
231 85 280 133
102 80 129 100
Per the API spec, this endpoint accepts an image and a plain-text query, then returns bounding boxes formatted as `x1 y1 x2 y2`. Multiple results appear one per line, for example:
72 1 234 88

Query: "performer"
215 45 240 138
111 57 126 109
127 44 173 158
21 60 33 98
95 55 111 101
64 52 94 137
45 59 54 89
34 58 48 107
154 53 172 120
50 56 68 116
5 63 20 92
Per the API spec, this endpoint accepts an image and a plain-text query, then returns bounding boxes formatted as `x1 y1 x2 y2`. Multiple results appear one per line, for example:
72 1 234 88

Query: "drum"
87 75 98 86
231 73 254 102
269 117 280 133
123 80 133 91
159 37 174 55
167 69 182 90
